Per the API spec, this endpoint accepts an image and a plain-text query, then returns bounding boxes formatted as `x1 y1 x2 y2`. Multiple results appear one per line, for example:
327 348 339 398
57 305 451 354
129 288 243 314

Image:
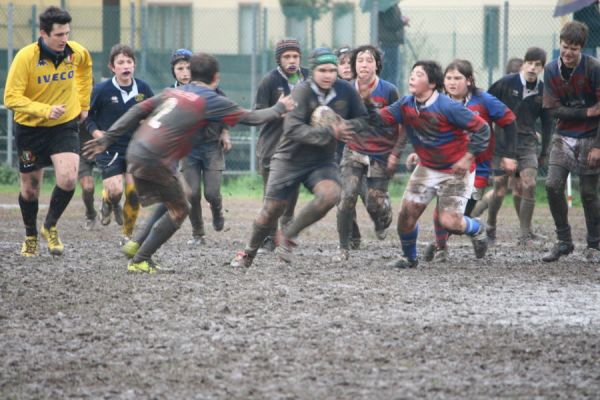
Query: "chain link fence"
1 2 561 174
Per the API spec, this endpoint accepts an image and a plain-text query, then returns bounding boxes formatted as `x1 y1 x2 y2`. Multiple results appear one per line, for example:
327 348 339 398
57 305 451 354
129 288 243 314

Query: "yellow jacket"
4 40 93 127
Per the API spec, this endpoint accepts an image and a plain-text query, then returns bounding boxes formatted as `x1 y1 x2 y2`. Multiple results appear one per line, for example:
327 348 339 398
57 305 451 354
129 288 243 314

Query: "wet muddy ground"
1 192 599 399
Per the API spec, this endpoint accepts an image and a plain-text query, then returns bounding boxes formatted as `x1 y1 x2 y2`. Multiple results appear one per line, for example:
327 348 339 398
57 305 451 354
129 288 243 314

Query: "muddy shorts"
96 150 127 179
182 141 225 172
15 119 80 173
78 154 96 179
403 164 475 214
493 133 539 175
340 148 388 178
265 159 340 201
548 135 600 175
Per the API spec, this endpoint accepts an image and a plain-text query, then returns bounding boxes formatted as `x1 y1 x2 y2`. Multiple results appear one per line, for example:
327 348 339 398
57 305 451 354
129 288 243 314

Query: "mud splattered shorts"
493 133 539 175
403 164 475 214
548 135 600 175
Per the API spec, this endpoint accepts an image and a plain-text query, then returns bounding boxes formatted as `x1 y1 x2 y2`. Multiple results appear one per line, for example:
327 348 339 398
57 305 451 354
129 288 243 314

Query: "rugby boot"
542 241 574 262
21 235 39 257
40 226 64 256
424 243 449 263
275 231 297 264
375 228 388 240
486 225 497 246
423 242 436 262
211 206 225 232
84 215 97 231
386 256 418 269
113 203 124 226
584 245 600 262
100 197 112 225
470 221 488 259
350 221 361 250
331 248 350 263
230 250 256 268
127 259 162 274
121 240 140 259
257 236 276 254
187 235 206 246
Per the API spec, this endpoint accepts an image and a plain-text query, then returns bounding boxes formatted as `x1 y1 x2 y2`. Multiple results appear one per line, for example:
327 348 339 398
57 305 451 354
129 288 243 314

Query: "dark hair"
275 38 301 65
524 47 547 66
560 21 588 47
350 45 383 78
505 57 523 74
412 60 443 91
109 44 136 66
444 59 479 94
334 45 352 58
190 52 219 84
39 6 72 34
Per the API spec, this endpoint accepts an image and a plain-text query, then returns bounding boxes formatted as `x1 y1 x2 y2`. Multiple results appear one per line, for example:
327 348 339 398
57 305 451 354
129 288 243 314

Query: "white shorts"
402 164 475 214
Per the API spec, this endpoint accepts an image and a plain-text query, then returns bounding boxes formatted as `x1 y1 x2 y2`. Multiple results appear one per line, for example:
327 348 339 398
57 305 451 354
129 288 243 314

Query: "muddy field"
1 191 599 399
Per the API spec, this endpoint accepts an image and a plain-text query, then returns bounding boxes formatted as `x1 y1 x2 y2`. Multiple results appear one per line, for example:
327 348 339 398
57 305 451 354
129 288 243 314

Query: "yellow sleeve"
75 44 93 111
3 49 52 119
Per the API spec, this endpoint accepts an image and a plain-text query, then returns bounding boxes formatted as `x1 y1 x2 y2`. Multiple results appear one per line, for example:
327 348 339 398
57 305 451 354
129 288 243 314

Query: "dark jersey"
274 79 369 165
255 66 310 161
100 83 285 172
85 77 154 153
488 72 553 156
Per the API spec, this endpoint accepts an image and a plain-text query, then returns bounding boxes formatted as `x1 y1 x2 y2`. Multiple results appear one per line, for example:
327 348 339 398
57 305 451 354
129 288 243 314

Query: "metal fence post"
370 0 379 45
250 3 259 174
140 0 147 77
7 3 14 167
31 5 37 43
130 1 136 49
503 0 509 72
261 7 268 78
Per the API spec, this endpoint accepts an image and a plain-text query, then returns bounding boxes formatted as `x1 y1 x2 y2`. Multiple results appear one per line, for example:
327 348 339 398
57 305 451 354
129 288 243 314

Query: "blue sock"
400 224 419 260
464 216 481 236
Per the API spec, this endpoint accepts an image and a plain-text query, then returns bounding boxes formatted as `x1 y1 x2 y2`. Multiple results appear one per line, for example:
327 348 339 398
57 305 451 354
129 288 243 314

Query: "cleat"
187 235 206 246
113 203 124 226
432 247 449 263
349 236 361 250
21 235 39 257
542 241 574 262
121 240 140 259
274 231 297 264
100 198 112 226
84 215 97 231
127 259 162 274
230 250 255 268
119 235 131 246
583 246 600 262
257 236 276 254
386 256 418 269
212 208 225 232
423 242 436 262
375 228 387 241
331 248 350 263
40 226 64 256
517 231 547 248
470 220 488 259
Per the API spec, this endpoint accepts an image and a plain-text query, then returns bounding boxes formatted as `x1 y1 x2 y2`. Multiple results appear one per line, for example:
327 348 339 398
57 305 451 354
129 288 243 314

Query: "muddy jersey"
274 79 369 165
543 54 600 142
380 91 490 172
99 83 285 173
347 77 401 165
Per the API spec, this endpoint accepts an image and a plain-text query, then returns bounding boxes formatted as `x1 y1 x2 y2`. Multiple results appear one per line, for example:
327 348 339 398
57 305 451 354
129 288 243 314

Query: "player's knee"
580 183 599 204
439 212 461 232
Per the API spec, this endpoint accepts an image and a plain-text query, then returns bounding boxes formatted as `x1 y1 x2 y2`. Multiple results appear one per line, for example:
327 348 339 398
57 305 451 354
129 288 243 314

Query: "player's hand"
587 102 600 117
500 157 517 174
405 152 419 172
587 147 600 168
79 110 88 123
82 138 107 159
451 152 474 177
49 105 66 120
278 95 296 112
220 131 232 153
330 121 354 142
91 130 105 139
386 154 399 177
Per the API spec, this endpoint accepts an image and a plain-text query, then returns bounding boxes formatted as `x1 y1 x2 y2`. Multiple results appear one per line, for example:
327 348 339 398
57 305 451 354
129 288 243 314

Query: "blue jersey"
380 91 490 171
86 77 154 153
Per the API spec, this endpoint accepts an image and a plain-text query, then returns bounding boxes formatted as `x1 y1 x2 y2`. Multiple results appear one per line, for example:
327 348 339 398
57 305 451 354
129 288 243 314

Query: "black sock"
132 203 168 244
19 194 38 236
44 186 75 229
133 213 180 262
82 189 96 220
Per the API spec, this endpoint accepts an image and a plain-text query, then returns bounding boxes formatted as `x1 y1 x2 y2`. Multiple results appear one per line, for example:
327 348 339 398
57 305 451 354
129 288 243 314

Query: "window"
147 4 192 50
